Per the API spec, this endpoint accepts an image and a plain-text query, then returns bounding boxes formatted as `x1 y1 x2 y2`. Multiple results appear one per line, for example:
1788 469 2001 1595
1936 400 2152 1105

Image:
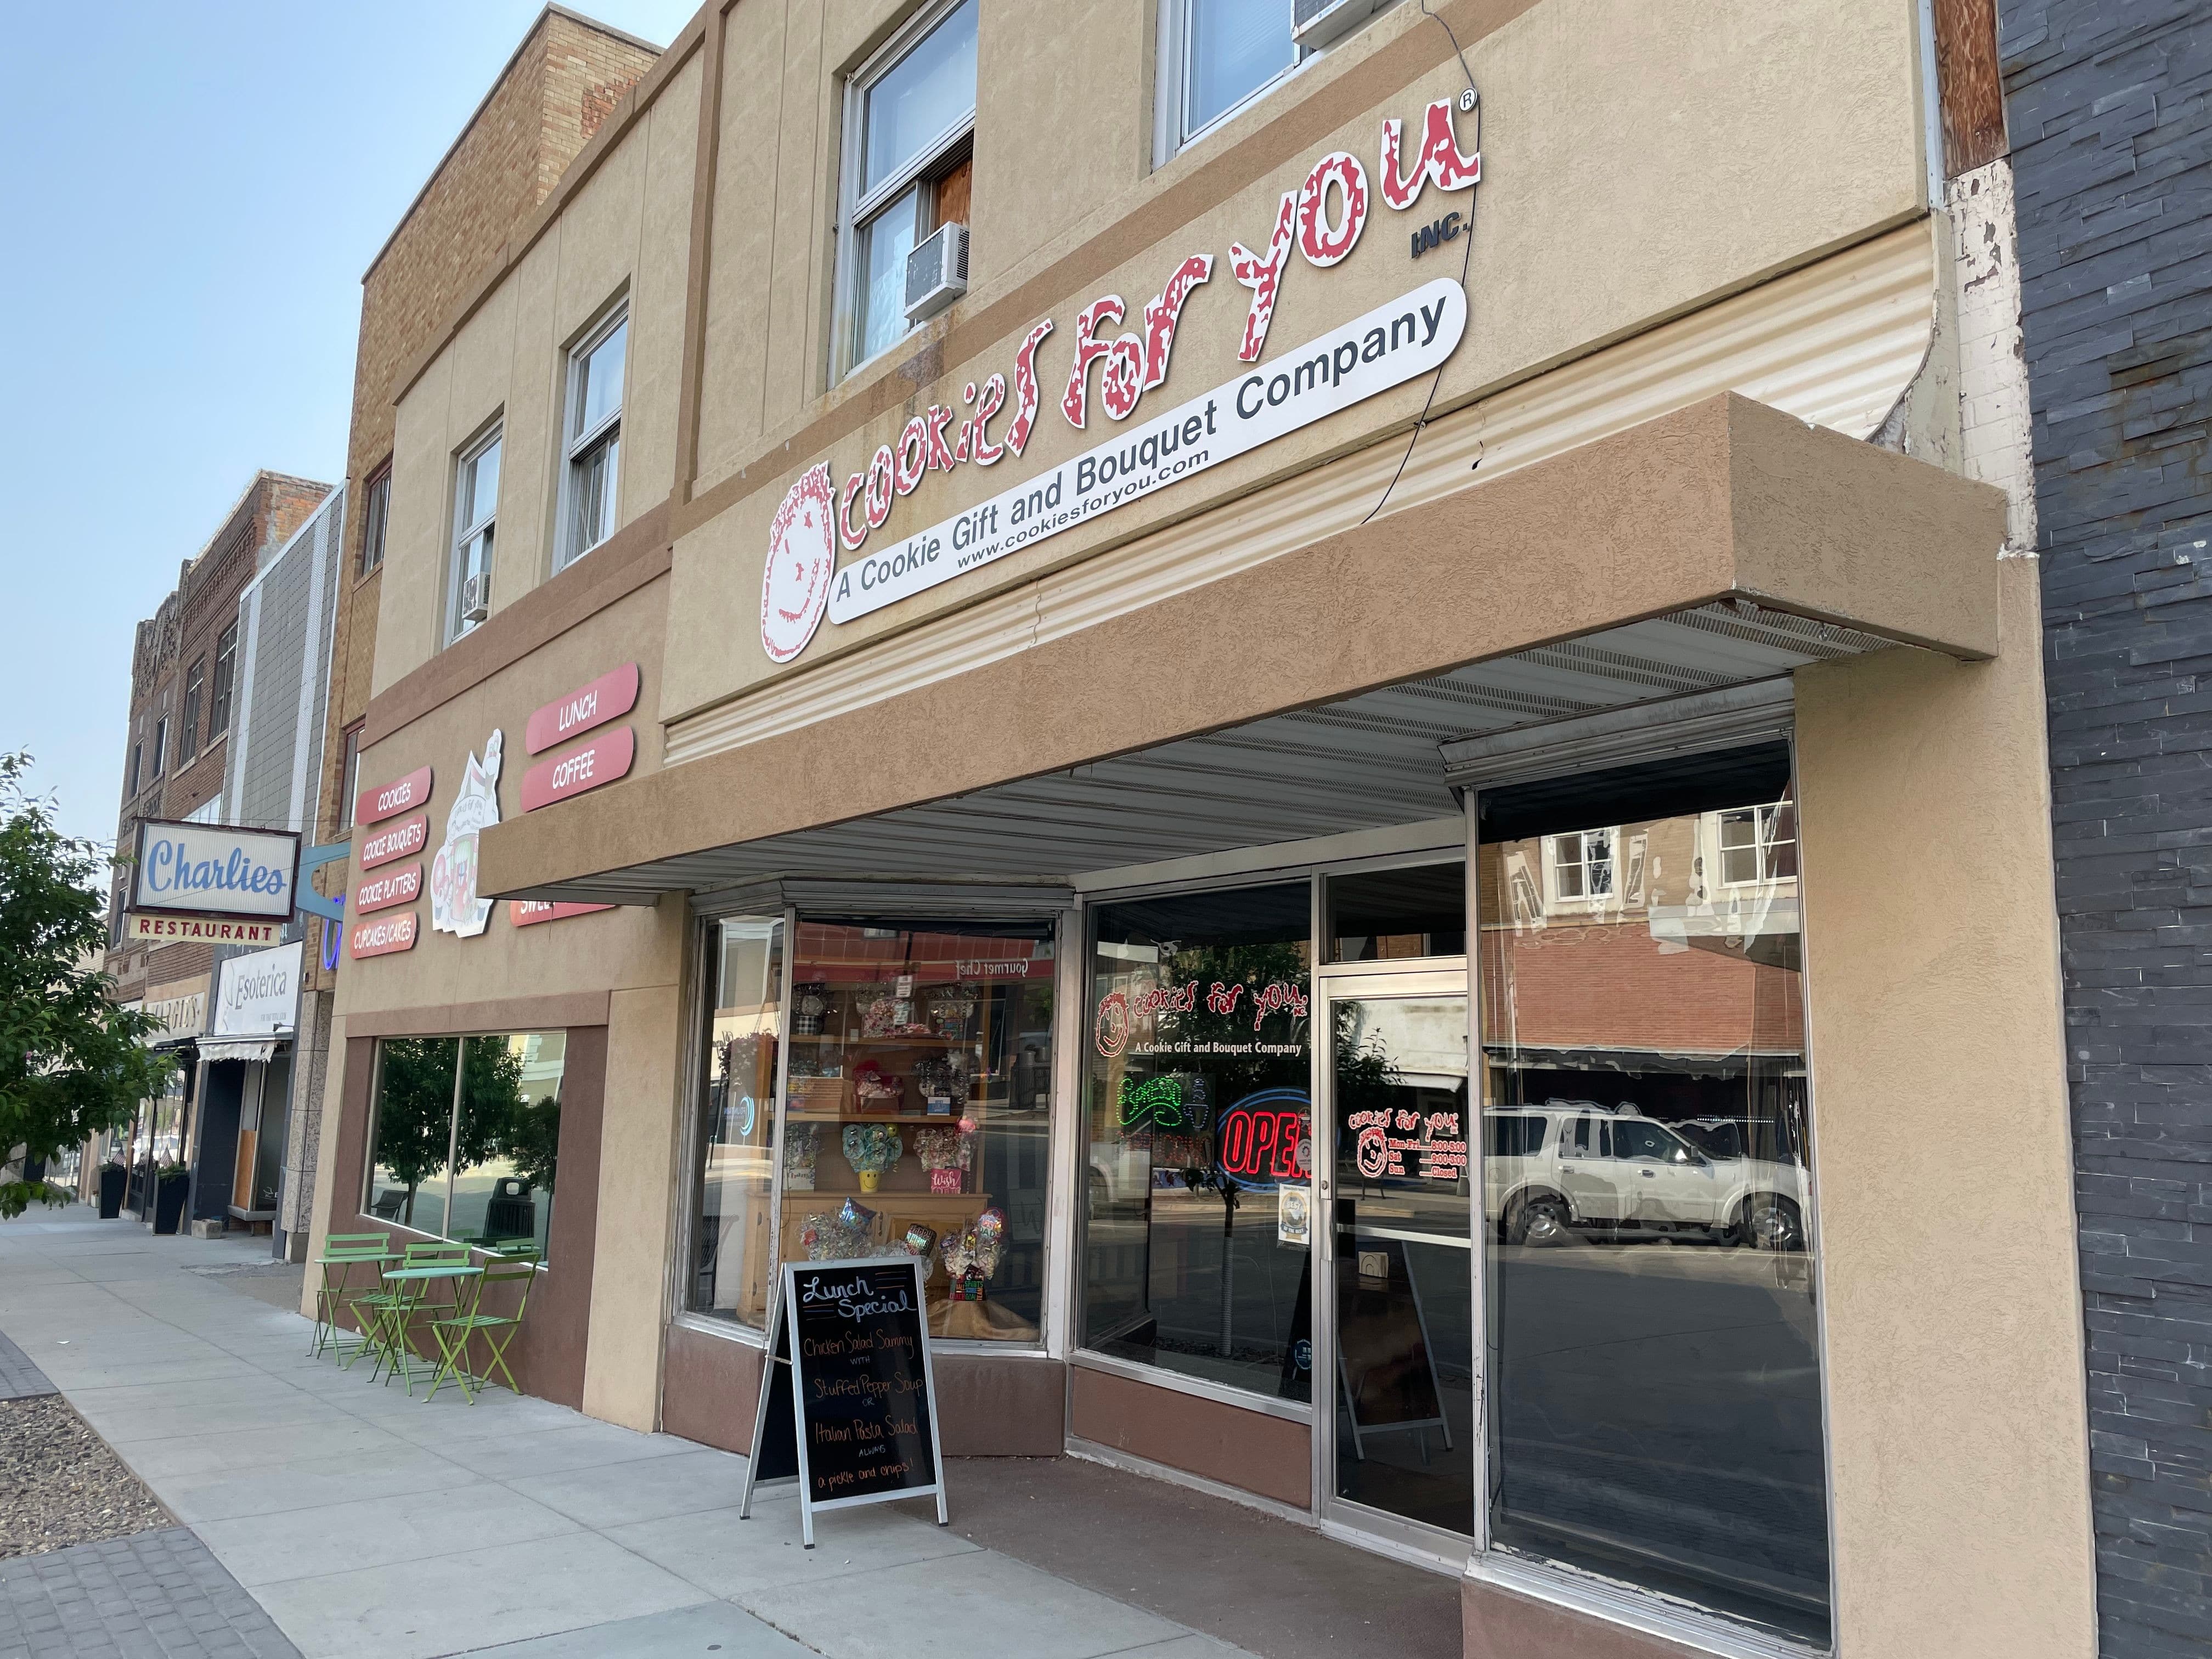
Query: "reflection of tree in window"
371 1037 532 1231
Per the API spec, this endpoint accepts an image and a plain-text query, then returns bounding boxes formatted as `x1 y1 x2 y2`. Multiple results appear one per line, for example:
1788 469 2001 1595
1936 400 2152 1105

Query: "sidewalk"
0 1215 1451 1659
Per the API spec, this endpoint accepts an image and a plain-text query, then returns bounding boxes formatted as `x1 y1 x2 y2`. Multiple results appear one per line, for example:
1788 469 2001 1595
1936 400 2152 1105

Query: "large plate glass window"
363 1032 566 1260
557 306 626 570
448 426 501 643
690 917 785 1329
788 917 1054 1341
1476 742 1827 1645
836 0 977 377
1082 882 1313 1399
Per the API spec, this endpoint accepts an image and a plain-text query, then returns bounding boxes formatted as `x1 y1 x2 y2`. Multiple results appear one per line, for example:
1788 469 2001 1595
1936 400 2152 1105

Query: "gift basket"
912 1120 976 1194
781 1123 819 1190
842 1122 903 1192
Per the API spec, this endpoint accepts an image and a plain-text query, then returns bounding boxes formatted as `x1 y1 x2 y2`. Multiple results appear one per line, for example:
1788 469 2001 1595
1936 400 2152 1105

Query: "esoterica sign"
761 95 1480 661
131 820 300 921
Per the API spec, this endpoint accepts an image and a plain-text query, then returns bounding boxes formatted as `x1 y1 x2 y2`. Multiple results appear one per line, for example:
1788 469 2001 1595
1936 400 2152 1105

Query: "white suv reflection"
1486 1101 1808 1251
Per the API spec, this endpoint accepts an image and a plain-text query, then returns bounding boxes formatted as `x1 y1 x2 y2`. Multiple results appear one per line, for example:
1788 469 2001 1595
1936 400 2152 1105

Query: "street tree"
0 752 173 1218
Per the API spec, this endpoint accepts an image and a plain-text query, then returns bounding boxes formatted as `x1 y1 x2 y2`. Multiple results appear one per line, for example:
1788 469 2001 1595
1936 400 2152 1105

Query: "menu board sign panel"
740 1257 949 1546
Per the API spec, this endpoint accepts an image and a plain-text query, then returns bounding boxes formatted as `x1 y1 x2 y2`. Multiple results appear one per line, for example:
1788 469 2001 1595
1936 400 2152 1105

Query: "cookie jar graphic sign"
430 731 503 939
759 95 1480 661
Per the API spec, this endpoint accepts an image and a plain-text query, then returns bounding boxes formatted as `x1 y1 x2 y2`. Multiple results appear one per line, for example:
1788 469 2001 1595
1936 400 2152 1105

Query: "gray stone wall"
2002 3 2212 1653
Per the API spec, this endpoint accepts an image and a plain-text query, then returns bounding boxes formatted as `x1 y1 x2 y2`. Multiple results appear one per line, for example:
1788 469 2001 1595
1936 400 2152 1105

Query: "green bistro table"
370 1263 483 1394
310 1237 398 1360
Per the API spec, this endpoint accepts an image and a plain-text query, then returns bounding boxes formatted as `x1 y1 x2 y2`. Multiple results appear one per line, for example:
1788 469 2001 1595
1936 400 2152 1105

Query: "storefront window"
1083 882 1313 1400
364 1032 566 1259
691 918 785 1328
1327 861 1465 962
788 917 1054 1341
1477 743 1828 1645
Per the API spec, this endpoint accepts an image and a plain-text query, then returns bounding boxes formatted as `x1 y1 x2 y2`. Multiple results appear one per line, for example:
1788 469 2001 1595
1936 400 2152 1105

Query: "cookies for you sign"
760 96 1479 662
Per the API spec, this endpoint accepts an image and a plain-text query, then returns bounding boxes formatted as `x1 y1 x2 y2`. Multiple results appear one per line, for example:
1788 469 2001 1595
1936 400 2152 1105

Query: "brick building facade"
108 471 332 1003
2002 2 2212 1653
311 5 659 958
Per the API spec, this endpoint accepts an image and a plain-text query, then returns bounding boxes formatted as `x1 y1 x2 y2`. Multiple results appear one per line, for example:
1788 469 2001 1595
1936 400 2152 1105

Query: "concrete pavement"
0 1214 1256 1659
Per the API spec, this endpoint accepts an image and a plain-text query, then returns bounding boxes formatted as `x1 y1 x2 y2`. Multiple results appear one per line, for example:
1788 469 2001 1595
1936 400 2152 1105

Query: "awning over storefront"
480 394 2006 904
197 1037 286 1064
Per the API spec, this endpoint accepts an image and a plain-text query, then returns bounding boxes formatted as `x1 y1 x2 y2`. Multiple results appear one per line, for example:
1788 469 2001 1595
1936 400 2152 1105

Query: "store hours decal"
759 97 1479 661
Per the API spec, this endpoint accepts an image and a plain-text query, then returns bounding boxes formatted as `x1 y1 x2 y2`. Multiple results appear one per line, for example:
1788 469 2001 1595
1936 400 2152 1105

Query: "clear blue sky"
0 0 699 845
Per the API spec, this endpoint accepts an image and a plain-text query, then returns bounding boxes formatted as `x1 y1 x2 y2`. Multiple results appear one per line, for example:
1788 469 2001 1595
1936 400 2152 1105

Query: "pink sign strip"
510 900 617 927
521 726 636 812
358 811 428 871
357 765 432 826
349 911 418 959
526 663 641 755
354 863 422 915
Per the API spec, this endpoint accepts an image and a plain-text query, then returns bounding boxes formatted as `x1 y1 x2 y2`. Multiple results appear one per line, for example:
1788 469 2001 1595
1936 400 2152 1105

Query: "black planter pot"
152 1178 188 1235
98 1165 126 1219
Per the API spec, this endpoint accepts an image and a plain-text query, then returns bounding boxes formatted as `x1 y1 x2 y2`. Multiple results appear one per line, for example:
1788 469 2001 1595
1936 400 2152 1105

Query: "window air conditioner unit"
1292 0 1386 50
459 571 491 625
904 221 969 325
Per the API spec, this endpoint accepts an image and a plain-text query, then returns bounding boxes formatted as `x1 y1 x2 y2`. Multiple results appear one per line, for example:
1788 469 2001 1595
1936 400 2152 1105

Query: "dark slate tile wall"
2000 2 2212 1654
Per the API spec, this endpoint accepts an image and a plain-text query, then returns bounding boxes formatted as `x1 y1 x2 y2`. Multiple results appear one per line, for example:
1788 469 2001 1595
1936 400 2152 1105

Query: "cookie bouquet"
939 1206 1007 1302
782 1123 819 1190
911 1119 976 1194
842 1122 903 1192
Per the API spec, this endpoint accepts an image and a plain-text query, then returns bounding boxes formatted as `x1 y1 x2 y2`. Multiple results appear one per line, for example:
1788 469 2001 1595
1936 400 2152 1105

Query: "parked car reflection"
1485 1101 1808 1250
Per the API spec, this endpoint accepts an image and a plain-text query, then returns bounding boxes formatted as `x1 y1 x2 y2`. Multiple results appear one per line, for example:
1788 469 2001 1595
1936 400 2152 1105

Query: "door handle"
1639 1170 1656 1178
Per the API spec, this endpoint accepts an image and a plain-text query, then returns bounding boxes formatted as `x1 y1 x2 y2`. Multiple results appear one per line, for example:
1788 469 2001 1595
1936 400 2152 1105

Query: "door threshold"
1319 1511 1470 1578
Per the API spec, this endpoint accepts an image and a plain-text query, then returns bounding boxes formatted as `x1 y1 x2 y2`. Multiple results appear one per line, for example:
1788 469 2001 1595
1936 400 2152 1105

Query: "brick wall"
2001 2 2212 1653
312 9 659 896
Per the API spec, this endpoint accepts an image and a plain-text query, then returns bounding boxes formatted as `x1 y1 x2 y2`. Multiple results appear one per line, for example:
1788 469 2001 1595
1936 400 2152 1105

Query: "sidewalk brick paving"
0 1331 57 1402
0 1528 301 1658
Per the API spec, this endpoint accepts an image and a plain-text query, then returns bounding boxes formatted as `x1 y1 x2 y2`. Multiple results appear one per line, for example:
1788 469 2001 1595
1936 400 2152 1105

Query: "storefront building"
194 941 307 1234
309 3 2095 1655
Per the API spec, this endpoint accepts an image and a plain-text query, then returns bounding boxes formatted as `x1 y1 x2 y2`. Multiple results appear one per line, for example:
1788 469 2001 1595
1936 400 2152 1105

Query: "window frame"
150 703 168 780
1543 825 1618 908
208 623 237 739
1153 0 1307 165
447 421 503 645
1713 802 1799 889
554 304 629 573
358 462 391 579
338 721 363 832
178 658 204 764
831 0 979 382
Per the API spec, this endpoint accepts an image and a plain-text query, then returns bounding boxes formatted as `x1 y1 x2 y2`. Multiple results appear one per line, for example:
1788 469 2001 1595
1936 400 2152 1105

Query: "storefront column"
1791 558 2092 1654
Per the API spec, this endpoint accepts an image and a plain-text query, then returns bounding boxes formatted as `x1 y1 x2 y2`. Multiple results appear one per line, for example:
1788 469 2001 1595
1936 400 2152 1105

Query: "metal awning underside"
524 602 1894 903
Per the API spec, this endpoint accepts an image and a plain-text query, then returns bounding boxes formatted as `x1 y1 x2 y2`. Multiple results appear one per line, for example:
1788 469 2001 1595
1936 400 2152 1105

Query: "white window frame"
1712 803 1798 890
447 422 503 645
554 303 628 573
832 0 978 382
1543 826 1619 909
359 464 390 578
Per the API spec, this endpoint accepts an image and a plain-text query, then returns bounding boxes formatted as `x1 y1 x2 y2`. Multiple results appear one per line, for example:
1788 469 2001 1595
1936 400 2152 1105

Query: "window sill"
1466 1549 1826 1659
673 1310 768 1348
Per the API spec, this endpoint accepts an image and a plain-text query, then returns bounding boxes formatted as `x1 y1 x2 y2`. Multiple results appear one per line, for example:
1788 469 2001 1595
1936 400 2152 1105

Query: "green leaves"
0 753 176 1218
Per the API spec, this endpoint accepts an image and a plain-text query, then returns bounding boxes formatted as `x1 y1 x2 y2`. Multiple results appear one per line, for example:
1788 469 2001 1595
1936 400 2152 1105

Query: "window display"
1082 882 1313 1400
785 918 1054 1340
1477 743 1828 1645
363 1032 565 1258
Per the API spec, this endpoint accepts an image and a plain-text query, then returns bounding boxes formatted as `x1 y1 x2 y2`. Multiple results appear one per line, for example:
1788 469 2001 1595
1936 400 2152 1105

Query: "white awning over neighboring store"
198 1037 285 1064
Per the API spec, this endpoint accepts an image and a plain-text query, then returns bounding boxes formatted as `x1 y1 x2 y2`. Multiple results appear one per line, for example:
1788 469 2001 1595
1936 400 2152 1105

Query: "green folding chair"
311 1233 392 1359
486 1239 542 1265
425 1261 537 1403
347 1242 470 1386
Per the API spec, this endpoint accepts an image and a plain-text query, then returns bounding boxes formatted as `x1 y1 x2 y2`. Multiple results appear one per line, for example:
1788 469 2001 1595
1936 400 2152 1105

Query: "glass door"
1318 969 1475 1559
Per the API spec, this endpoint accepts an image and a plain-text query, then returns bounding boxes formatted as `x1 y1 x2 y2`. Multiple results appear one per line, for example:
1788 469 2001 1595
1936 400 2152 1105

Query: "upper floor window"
1545 827 1615 905
1155 1 1403 162
1716 802 1798 887
151 709 168 780
178 658 204 763
339 721 363 832
127 741 142 799
557 308 627 571
449 426 501 643
837 0 977 377
209 624 237 738
359 465 390 578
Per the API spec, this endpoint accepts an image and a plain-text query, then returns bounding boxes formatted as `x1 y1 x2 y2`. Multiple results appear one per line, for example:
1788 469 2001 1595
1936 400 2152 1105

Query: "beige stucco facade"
310 2 2091 1655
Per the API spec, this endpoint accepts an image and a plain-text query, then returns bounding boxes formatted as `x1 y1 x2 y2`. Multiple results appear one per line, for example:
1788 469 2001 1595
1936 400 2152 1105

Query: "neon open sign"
1215 1090 1312 1190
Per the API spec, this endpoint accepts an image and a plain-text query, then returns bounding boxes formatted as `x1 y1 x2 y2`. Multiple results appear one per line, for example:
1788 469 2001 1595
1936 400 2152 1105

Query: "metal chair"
425 1260 538 1403
309 1232 392 1359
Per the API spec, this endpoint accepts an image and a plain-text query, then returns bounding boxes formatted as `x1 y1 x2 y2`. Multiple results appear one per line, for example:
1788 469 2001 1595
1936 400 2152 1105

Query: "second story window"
1717 802 1798 886
557 308 627 570
210 623 237 738
178 658 205 763
449 426 501 642
151 704 169 781
127 740 142 799
837 0 977 377
359 465 390 577
1158 0 1299 157
339 721 363 831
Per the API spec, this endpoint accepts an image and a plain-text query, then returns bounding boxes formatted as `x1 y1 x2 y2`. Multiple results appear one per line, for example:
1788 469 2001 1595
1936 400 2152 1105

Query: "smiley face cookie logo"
760 464 837 663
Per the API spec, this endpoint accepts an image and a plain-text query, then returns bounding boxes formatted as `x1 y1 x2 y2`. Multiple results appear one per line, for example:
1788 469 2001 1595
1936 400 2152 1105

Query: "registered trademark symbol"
1459 87 1477 111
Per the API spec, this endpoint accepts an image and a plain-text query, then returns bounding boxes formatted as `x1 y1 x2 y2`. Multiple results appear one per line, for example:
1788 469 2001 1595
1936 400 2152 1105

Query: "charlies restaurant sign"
761 96 1479 662
130 820 300 920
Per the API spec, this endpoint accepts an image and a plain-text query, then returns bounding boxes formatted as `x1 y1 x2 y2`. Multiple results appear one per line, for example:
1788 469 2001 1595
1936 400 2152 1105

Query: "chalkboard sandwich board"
739 1256 948 1545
